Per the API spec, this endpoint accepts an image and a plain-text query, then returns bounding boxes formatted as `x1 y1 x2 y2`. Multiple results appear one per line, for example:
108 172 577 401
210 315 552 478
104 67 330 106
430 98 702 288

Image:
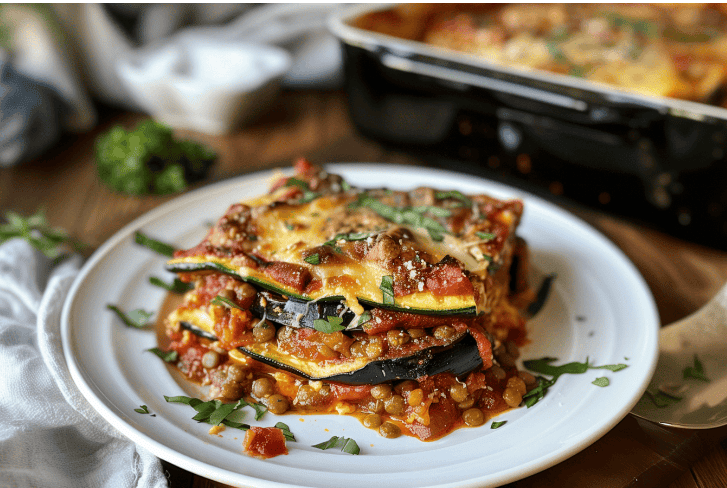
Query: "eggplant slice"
179 321 484 385
251 291 359 330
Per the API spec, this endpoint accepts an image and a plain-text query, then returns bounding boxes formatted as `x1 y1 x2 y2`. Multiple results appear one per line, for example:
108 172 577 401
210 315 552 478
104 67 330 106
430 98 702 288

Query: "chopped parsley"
107 305 153 329
312 436 360 455
134 231 176 257
95 120 215 195
147 347 178 363
490 420 507 429
592 377 610 387
313 316 345 333
323 231 374 253
380 275 395 306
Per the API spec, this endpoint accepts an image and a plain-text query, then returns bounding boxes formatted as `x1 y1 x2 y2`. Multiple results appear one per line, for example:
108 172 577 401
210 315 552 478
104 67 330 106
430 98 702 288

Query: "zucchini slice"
166 258 478 316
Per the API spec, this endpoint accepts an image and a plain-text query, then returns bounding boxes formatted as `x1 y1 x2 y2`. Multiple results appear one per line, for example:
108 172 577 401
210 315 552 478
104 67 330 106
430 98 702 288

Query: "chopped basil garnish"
313 316 345 333
304 254 320 265
285 222 295 231
522 357 629 407
410 205 452 218
435 190 472 207
107 304 153 329
490 420 506 429
351 195 448 242
475 232 495 241
164 395 267 428
284 178 320 203
645 390 683 408
356 310 372 327
147 347 178 363
210 295 243 310
683 354 709 382
134 231 175 257
275 422 296 442
340 180 352 192
149 276 193 294
312 436 360 455
380 275 395 305
592 377 609 387
134 405 150 414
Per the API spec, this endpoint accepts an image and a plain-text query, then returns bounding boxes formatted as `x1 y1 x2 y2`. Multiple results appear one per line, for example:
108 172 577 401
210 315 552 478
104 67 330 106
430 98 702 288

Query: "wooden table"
3 90 727 488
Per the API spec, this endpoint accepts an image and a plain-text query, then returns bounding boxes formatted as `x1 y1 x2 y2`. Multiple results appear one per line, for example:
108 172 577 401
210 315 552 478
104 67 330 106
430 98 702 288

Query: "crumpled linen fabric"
0 239 167 488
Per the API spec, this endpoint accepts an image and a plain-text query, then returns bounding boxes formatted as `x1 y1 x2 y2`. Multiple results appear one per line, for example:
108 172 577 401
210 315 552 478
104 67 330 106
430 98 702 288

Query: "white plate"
62 164 659 488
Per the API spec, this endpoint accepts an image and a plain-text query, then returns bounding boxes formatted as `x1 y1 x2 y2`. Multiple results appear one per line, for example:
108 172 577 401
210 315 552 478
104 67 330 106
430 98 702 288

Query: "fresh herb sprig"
107 304 154 329
312 435 360 455
0 207 84 260
149 276 193 294
323 231 374 253
491 420 507 429
304 254 320 265
134 231 176 257
164 395 267 428
522 357 628 407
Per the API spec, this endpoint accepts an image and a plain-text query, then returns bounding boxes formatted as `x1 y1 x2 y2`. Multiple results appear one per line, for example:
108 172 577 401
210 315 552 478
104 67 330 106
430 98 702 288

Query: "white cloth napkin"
0 239 167 488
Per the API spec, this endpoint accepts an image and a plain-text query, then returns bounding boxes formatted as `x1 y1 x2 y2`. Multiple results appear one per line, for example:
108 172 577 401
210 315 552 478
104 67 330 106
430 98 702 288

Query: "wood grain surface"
3 90 727 488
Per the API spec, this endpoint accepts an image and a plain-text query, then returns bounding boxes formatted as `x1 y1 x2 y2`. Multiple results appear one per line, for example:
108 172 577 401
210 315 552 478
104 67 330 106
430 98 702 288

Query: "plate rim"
61 163 660 488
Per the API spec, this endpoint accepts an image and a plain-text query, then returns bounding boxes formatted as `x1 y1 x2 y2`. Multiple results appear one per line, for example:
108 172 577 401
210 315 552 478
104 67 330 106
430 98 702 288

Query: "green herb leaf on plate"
147 347 178 363
134 231 176 257
490 420 507 429
275 422 296 442
149 276 193 294
135 405 150 414
592 377 610 387
312 436 360 455
107 304 153 328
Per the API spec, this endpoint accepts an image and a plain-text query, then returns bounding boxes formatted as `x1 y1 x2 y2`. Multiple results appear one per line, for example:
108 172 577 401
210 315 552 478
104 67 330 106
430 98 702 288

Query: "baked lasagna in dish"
162 159 536 441
356 3 727 101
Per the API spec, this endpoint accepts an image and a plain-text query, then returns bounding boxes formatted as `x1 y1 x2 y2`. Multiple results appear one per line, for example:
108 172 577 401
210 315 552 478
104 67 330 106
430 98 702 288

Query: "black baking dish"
328 4 727 249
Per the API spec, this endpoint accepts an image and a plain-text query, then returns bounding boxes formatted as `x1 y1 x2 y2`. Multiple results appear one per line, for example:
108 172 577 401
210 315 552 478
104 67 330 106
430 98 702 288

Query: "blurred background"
3 3 727 253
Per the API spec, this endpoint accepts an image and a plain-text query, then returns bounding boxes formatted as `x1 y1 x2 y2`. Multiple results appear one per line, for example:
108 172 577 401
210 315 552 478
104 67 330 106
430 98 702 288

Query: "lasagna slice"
162 159 535 441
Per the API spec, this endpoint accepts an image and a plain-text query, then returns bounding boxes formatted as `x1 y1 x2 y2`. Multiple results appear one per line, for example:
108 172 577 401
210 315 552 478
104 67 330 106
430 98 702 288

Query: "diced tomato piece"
468 324 493 370
329 383 374 401
465 371 487 394
264 262 312 292
243 427 288 459
294 157 315 176
425 263 474 296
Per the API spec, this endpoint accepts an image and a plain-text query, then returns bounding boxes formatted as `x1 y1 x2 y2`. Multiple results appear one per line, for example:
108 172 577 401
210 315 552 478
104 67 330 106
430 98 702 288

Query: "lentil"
265 394 290 414
462 408 485 426
201 351 220 369
363 413 383 429
252 377 275 398
379 422 402 438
